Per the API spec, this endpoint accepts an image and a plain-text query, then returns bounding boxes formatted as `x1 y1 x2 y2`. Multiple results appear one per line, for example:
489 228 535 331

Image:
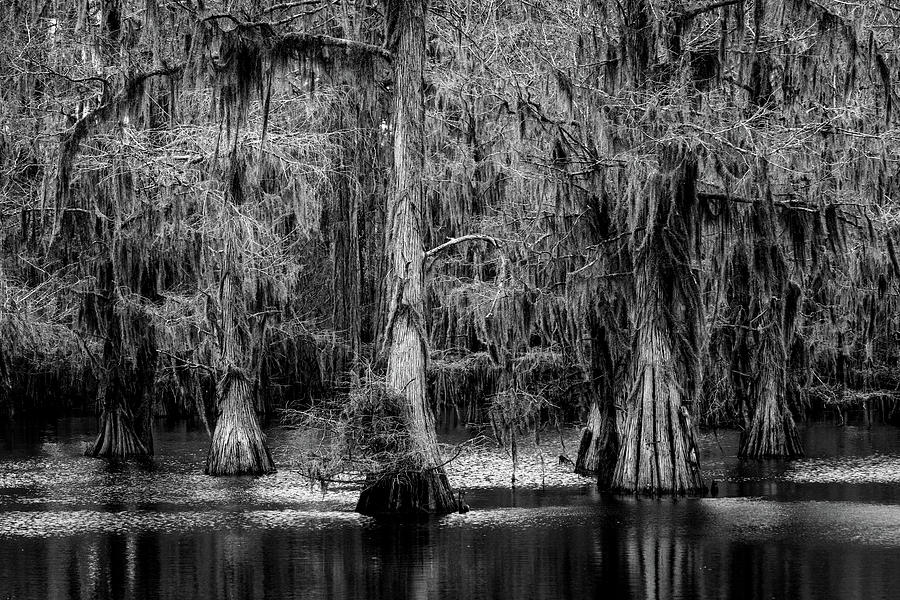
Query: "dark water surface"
2 417 900 599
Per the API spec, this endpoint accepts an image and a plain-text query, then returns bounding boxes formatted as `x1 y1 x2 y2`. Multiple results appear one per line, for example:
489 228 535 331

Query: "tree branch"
278 33 392 61
678 0 743 20
425 234 503 260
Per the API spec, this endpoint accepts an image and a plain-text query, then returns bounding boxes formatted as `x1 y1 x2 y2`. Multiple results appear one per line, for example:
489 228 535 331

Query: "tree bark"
205 274 275 476
738 179 804 459
575 398 619 486
575 317 619 485
610 154 706 495
356 0 458 516
610 260 705 494
86 310 149 458
738 301 803 458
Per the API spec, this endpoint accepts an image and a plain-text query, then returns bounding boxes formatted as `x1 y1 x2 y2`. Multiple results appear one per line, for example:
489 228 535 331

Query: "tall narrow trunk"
356 0 458 516
738 182 804 459
205 274 275 476
738 303 803 458
611 261 705 494
575 318 619 485
331 108 362 375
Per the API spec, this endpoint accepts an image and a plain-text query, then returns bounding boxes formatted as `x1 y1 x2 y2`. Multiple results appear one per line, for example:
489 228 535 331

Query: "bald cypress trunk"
86 378 148 458
205 274 275 476
86 309 148 458
739 297 803 458
738 183 804 459
610 155 706 495
575 318 619 485
611 262 705 494
575 398 619 486
356 0 458 516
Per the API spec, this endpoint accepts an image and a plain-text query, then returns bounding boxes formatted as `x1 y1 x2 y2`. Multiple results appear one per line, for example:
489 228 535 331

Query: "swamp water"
1 416 900 599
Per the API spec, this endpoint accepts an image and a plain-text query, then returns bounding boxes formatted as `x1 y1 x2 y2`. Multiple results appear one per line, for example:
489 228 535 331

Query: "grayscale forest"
2 0 900 519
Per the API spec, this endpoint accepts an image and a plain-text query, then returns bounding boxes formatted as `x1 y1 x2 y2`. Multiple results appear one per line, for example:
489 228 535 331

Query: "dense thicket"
2 0 900 501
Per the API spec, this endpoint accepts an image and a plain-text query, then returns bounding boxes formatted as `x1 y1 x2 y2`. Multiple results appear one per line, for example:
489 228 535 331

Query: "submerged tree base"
356 468 459 517
85 406 149 458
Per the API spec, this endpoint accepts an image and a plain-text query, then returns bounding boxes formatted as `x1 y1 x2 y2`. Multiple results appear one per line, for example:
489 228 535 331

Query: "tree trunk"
574 398 618 487
575 316 619 485
738 307 803 458
205 370 275 475
738 180 804 459
205 274 275 476
86 311 149 458
86 372 148 458
356 0 458 516
611 262 705 494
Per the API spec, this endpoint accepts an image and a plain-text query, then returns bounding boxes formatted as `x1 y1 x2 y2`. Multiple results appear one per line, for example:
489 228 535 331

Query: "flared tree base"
204 423 276 476
738 396 803 458
205 374 276 476
356 468 459 517
85 407 149 458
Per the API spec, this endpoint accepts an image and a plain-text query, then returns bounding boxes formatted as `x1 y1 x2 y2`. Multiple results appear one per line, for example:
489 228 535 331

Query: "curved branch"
425 234 503 261
55 65 185 203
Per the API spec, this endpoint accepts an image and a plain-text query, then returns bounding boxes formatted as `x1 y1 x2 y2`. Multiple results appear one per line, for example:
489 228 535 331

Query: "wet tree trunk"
205 274 275 476
575 399 619 486
356 0 458 516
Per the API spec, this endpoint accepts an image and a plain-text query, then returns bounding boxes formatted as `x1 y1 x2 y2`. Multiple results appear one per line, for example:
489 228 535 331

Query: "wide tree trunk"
610 154 706 495
205 275 275 476
610 260 705 494
356 0 458 516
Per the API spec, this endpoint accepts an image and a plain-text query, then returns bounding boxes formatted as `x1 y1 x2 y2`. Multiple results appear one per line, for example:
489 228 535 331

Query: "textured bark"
205 275 275 476
574 399 618 487
738 321 803 458
610 261 705 495
330 87 367 370
205 371 275 475
738 174 805 458
86 312 149 459
357 0 457 516
85 375 147 458
575 316 619 485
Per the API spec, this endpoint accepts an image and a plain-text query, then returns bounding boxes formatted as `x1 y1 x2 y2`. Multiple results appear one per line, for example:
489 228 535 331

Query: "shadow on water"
0 417 899 599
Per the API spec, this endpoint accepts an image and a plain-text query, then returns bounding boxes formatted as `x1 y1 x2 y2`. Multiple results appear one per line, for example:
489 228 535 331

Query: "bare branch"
425 234 504 261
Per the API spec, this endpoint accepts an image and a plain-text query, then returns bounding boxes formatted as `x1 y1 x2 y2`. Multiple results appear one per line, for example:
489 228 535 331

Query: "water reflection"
1 419 900 599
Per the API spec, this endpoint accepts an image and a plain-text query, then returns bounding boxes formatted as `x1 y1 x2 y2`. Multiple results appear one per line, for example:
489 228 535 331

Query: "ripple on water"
0 508 366 538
